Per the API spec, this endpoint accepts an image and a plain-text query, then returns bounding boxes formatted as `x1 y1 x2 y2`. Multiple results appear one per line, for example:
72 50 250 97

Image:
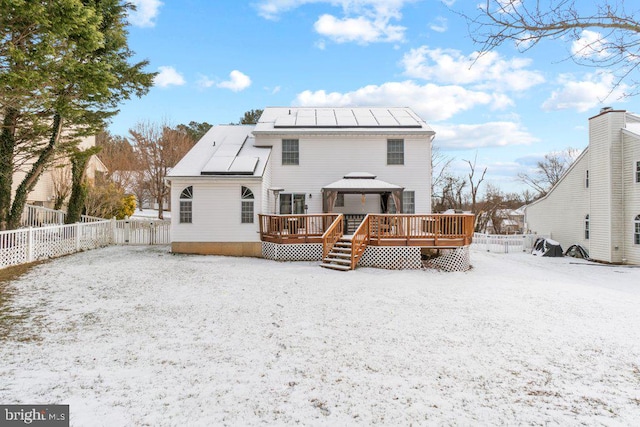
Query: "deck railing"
321 215 344 260
350 214 370 269
368 214 474 247
261 213 475 249
259 214 341 244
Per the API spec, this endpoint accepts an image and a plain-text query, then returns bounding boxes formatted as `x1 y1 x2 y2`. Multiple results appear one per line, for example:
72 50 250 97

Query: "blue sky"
112 0 640 194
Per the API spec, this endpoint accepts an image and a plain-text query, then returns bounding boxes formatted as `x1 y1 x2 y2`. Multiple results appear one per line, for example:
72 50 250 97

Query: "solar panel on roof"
228 157 259 174
274 115 296 127
296 115 316 126
201 157 234 173
316 115 337 126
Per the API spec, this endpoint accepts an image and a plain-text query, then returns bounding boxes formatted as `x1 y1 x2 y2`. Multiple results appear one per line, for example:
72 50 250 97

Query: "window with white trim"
585 214 590 240
387 139 404 165
179 186 193 224
241 186 254 223
282 139 299 165
388 191 414 213
634 215 640 245
280 193 305 214
636 161 640 183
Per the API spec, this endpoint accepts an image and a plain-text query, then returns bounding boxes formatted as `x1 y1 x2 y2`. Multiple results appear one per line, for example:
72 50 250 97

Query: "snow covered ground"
130 208 170 220
1 246 639 426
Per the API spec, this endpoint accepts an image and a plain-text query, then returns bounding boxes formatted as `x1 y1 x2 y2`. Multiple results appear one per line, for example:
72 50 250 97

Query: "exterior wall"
525 150 590 251
170 177 264 243
171 242 262 257
622 132 640 264
588 111 626 263
12 135 100 209
255 134 432 214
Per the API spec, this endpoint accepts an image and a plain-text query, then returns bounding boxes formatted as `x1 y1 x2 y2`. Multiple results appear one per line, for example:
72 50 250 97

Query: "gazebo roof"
323 175 403 193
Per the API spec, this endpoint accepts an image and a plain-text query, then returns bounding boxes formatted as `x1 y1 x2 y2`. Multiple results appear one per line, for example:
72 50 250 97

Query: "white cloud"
256 0 415 43
542 72 628 112
432 121 538 149
294 80 509 122
217 70 252 92
429 16 448 33
154 66 185 88
314 14 404 43
128 0 163 28
401 46 545 92
197 75 215 89
571 30 609 59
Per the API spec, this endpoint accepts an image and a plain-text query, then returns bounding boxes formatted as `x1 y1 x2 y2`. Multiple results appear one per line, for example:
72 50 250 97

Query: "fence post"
27 227 34 263
75 223 81 251
111 217 117 244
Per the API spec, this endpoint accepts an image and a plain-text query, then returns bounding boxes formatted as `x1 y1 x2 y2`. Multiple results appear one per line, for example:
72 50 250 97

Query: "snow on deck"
1 247 639 425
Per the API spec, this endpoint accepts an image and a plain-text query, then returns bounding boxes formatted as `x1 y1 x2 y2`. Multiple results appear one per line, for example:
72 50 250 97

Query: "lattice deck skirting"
262 242 323 261
423 246 471 272
263 242 471 271
358 246 423 270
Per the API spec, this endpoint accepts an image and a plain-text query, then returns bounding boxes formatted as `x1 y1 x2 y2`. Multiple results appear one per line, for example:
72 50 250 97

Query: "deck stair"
320 237 354 271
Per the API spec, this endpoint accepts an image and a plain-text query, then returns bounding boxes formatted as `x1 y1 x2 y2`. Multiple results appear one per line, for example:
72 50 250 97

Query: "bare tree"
464 154 487 215
464 0 640 95
129 121 194 219
431 145 455 207
518 147 579 196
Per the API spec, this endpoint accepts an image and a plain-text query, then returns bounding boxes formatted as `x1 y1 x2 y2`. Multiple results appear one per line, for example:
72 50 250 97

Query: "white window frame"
279 193 306 214
634 215 640 245
387 139 404 165
179 186 193 224
282 139 299 165
636 161 640 183
241 186 254 224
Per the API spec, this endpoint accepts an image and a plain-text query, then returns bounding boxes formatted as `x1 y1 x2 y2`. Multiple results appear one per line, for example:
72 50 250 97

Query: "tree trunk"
7 113 62 229
66 151 92 224
0 109 18 231
157 195 164 219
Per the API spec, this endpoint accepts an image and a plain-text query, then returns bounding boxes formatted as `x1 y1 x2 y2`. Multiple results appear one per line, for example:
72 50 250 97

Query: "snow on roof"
167 125 271 178
624 113 640 138
323 175 403 192
254 107 435 135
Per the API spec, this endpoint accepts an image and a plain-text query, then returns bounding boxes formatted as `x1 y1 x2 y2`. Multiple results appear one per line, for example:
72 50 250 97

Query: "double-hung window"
387 139 404 165
636 161 640 183
634 215 640 245
282 139 299 165
241 187 254 223
584 214 590 240
179 186 193 224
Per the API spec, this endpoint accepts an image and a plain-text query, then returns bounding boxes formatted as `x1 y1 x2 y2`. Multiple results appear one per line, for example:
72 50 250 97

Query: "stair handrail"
350 214 370 269
321 214 344 260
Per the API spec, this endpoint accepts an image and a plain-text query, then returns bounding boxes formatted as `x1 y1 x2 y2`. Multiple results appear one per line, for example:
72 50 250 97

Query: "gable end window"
636 161 640 183
179 186 193 224
387 139 404 165
241 186 254 223
282 139 299 165
584 214 590 240
635 215 640 245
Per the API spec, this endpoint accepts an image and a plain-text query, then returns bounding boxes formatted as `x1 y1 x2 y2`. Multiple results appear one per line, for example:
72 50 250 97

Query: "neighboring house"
481 208 525 234
525 108 640 265
12 135 108 209
167 107 442 253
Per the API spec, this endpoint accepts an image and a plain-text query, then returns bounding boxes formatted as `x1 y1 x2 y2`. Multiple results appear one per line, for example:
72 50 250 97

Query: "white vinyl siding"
262 134 431 215
170 179 262 243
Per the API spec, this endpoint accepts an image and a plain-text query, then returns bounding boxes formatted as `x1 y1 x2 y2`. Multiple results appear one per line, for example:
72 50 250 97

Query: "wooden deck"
259 213 474 247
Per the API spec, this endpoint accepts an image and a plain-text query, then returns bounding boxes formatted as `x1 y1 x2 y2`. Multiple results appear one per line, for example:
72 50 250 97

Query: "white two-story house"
525 108 640 265
166 107 474 271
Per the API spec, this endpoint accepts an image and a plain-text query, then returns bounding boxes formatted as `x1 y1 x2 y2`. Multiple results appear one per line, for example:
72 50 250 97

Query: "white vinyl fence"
21 204 104 227
472 233 546 254
0 218 171 269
